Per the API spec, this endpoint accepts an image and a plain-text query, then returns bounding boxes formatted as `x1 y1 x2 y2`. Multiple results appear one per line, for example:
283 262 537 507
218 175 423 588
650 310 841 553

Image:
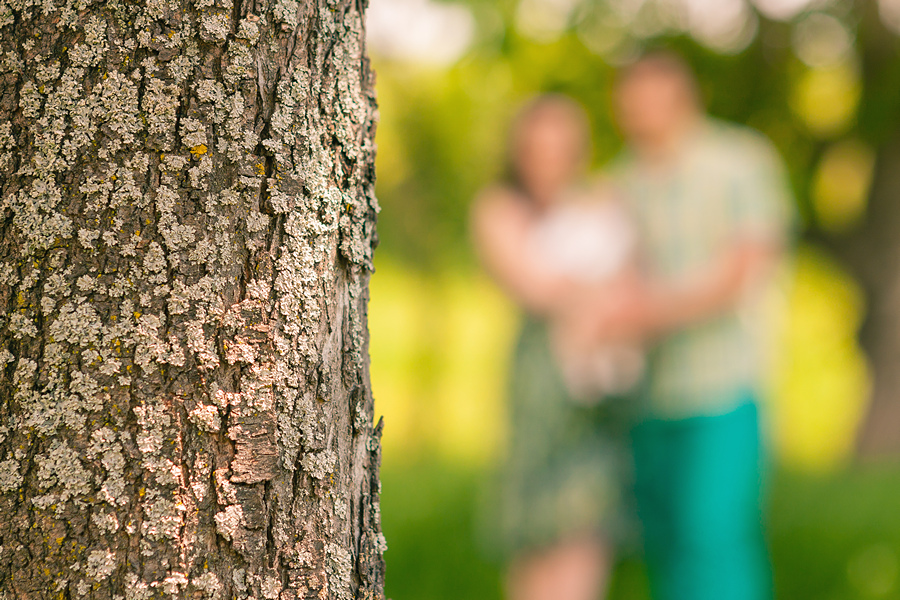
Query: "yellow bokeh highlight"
769 247 870 471
369 258 517 467
790 61 861 138
812 139 875 232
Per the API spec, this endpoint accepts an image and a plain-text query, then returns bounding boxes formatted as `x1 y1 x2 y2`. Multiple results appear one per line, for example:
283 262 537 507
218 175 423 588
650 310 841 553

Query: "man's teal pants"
632 399 771 600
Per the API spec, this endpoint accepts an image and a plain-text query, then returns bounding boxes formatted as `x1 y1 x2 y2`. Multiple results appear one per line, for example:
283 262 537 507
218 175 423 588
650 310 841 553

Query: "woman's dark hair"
504 93 592 199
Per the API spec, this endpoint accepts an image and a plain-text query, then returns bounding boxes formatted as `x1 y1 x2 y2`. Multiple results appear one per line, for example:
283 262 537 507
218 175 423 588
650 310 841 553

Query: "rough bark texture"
0 0 385 596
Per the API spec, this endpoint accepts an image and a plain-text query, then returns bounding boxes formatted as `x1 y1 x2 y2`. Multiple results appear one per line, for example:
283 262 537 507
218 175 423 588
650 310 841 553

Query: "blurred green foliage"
367 1 900 598
373 3 900 272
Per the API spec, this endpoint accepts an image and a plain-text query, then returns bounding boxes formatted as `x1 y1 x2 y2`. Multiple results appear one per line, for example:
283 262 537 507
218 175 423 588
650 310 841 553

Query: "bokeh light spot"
879 0 900 35
790 61 861 137
751 0 816 21
681 0 758 54
792 12 854 68
769 247 870 472
847 544 899 597
515 0 582 43
367 0 475 66
812 139 875 232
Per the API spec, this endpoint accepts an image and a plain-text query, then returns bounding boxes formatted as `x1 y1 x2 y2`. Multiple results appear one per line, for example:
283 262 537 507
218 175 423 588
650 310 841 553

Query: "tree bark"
0 0 384 597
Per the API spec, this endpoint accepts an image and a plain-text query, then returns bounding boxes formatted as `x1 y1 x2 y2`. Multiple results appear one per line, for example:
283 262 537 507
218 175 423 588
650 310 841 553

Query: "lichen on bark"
0 0 384 597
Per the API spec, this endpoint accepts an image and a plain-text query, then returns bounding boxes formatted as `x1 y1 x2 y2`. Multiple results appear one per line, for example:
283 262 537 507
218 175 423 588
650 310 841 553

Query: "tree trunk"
0 0 385 596
830 2 900 456
838 137 900 457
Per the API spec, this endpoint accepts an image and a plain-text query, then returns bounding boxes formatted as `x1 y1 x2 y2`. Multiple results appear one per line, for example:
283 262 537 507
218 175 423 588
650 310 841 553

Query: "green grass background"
381 462 900 600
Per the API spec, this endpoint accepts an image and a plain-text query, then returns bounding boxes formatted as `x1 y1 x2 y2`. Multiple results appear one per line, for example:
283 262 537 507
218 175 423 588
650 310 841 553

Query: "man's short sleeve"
727 133 795 246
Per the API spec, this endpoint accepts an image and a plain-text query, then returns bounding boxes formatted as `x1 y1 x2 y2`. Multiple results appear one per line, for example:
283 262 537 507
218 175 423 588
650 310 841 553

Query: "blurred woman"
471 95 639 600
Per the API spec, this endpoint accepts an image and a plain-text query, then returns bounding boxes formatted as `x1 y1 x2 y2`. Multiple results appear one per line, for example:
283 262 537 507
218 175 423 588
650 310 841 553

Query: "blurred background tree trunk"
845 138 900 456
0 0 384 597
826 1 900 457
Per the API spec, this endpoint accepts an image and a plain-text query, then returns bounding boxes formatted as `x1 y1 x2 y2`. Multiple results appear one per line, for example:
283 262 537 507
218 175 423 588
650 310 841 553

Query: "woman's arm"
471 188 573 315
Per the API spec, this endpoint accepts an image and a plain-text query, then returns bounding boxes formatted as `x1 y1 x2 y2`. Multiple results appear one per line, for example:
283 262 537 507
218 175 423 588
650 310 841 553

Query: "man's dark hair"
616 49 702 106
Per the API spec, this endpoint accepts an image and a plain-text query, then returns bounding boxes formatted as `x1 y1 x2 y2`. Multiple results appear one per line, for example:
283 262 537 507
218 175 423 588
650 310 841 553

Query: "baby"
528 182 644 403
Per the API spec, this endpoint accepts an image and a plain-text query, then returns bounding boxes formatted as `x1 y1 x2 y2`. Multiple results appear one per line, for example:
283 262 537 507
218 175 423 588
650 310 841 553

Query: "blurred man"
605 52 793 600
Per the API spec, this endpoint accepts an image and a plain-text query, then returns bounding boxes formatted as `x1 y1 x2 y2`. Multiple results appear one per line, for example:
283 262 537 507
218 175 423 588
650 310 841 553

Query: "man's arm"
645 239 779 334
597 238 781 340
